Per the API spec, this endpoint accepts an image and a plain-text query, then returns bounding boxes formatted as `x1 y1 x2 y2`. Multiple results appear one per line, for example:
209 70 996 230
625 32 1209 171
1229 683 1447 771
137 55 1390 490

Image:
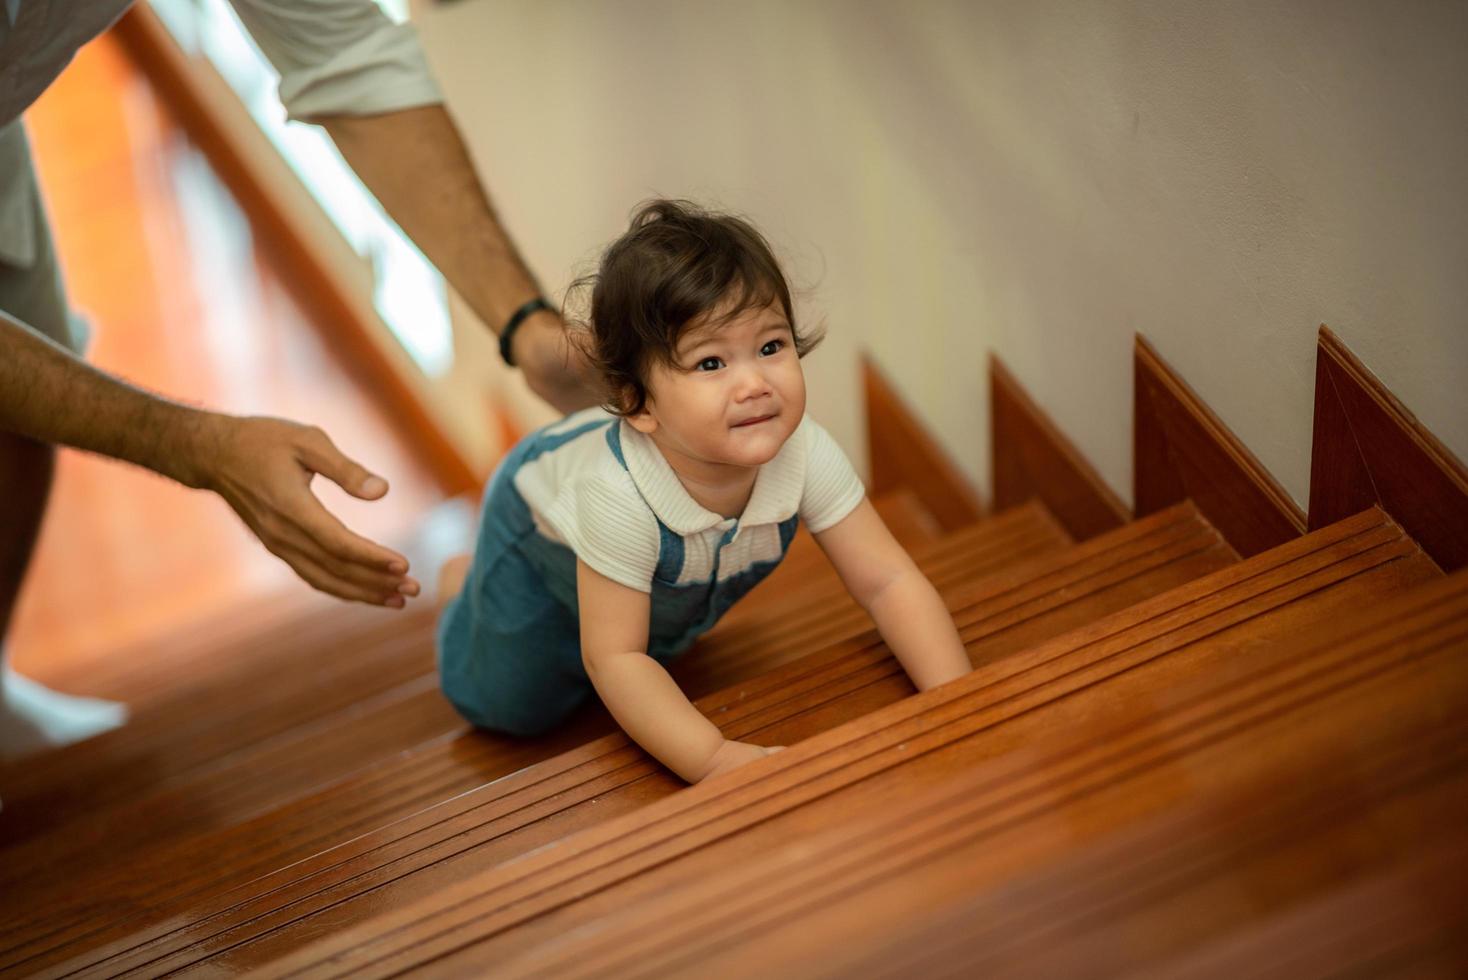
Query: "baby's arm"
577 559 781 783
815 498 971 690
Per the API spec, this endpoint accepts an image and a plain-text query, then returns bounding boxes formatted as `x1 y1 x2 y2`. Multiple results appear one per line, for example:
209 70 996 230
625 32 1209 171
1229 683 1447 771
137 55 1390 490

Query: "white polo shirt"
511 406 868 597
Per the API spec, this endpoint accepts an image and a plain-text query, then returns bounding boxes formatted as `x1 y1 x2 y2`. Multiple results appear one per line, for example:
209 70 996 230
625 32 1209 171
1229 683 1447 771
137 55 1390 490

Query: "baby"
437 200 971 783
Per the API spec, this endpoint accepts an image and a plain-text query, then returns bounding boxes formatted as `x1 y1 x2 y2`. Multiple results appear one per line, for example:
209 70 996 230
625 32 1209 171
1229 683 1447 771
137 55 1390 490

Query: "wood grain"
256 510 1429 978
991 353 1129 540
863 356 984 531
1134 334 1306 557
0 499 1068 973
503 571 1468 979
30 507 1225 977
1310 325 1468 572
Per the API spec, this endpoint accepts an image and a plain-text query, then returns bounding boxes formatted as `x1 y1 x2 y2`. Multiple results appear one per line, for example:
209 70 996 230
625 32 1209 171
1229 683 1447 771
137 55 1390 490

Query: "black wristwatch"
499 297 553 367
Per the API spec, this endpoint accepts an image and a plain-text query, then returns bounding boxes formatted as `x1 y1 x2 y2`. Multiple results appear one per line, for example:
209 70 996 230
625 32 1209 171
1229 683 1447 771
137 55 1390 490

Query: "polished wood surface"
1309 324 1468 572
500 570 1468 979
0 491 963 974
864 356 985 531
991 353 1130 540
260 508 1433 977
1142 836 1468 979
17 502 1225 976
689 500 1071 679
8 33 442 692
0 602 434 835
0 490 940 851
180 504 1235 976
1134 334 1307 557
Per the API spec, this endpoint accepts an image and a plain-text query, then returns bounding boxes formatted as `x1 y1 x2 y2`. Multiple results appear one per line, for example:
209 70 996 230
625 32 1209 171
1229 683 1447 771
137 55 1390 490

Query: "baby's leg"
436 545 591 738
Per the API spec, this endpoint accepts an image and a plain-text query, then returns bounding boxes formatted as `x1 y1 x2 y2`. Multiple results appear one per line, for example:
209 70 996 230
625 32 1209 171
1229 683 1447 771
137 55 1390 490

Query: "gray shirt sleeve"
226 0 442 121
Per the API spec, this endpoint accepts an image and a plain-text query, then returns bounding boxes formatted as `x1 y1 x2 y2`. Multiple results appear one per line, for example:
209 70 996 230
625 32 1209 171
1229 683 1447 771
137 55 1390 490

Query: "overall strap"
607 422 685 583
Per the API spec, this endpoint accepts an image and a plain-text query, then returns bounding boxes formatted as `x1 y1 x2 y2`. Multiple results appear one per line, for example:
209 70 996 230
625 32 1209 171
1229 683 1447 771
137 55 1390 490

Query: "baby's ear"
620 384 659 435
626 406 658 435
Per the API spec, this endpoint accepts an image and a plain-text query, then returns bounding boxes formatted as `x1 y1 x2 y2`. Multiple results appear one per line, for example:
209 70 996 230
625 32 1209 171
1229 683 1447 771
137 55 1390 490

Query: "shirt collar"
619 416 809 535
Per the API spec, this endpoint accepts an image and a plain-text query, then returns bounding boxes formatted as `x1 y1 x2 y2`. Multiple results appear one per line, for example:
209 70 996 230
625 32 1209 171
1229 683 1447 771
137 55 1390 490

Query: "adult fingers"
296 426 390 501
280 474 409 574
275 541 406 607
297 535 422 597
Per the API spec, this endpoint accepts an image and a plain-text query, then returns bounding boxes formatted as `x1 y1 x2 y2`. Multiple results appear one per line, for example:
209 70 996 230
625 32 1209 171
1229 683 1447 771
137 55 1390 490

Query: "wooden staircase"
1 332 1464 978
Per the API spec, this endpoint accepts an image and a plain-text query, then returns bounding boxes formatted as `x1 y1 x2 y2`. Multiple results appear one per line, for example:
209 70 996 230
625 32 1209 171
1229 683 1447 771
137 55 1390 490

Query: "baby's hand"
696 739 785 783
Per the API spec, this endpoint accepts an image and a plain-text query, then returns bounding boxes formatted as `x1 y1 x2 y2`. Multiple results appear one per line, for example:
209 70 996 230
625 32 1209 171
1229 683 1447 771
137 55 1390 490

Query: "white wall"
416 0 1468 508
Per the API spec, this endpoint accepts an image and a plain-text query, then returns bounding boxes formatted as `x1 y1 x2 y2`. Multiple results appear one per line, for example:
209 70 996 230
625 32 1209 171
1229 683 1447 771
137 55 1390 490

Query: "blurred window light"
148 0 453 376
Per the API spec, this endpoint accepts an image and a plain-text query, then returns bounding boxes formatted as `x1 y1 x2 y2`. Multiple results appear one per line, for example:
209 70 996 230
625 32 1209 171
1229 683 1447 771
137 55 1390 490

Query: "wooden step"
692 499 1072 673
28 504 1233 977
736 485 944 608
1139 837 1468 979
245 508 1438 978
491 569 1468 978
0 497 1070 973
0 494 1044 970
0 601 437 842
15 586 334 709
0 491 945 846
712 485 975 632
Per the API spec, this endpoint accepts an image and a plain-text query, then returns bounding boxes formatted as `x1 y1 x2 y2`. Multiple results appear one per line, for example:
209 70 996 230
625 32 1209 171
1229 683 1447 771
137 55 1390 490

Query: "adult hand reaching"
0 313 419 609
197 415 421 607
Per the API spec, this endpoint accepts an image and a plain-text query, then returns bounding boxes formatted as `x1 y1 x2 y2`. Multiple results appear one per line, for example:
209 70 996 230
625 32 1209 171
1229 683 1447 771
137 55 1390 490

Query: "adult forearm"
583 649 725 782
865 572 972 691
319 105 536 331
0 312 416 605
0 311 214 486
318 105 597 413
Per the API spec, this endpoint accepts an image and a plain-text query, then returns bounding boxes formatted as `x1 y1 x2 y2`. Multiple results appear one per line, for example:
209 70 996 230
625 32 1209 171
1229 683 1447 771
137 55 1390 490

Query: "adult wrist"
499 296 554 367
160 407 228 490
508 307 555 374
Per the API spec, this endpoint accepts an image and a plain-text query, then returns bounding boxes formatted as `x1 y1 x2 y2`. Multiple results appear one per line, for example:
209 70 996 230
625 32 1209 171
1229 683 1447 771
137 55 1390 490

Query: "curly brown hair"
566 199 824 417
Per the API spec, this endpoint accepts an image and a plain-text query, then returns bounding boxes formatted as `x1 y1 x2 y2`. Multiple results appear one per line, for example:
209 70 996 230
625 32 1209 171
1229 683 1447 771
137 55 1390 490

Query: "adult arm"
576 558 780 783
316 105 598 415
0 310 419 606
222 0 596 413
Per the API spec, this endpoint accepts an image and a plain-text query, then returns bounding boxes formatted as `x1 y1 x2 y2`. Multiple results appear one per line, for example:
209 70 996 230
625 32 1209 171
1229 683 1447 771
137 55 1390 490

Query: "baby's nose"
736 366 772 397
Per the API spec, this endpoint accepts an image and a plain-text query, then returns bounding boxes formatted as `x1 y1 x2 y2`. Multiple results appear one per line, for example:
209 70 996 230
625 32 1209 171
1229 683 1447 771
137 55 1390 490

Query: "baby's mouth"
732 413 776 428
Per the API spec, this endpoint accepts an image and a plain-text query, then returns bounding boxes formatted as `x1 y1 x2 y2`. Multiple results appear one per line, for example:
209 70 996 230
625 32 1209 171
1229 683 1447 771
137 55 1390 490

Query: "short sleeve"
555 474 660 594
799 418 868 534
226 0 443 122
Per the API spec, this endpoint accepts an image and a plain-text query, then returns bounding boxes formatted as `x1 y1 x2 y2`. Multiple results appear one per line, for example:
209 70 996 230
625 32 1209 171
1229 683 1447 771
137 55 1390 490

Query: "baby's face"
629 297 806 471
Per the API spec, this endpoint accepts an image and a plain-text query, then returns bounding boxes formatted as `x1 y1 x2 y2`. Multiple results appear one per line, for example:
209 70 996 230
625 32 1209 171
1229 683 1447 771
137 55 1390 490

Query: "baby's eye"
760 339 786 356
695 357 724 372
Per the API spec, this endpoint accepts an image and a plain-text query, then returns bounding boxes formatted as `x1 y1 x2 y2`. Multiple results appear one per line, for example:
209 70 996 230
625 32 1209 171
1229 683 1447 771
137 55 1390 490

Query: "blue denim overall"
437 416 799 736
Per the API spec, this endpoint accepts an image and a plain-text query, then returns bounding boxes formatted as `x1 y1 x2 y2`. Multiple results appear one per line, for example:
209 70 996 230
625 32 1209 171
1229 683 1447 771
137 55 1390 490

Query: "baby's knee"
483 709 570 739
437 651 587 738
435 593 589 738
444 685 578 738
